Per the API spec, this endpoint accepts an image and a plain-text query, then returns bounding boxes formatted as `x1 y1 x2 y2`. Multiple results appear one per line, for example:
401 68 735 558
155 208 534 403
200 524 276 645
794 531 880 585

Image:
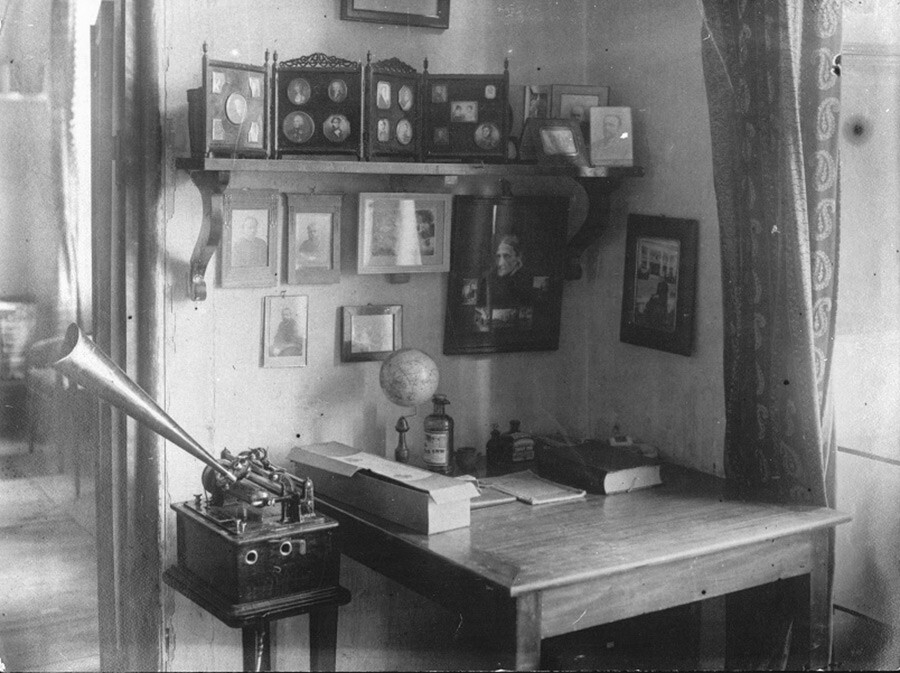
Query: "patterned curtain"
701 2 841 668
701 0 841 507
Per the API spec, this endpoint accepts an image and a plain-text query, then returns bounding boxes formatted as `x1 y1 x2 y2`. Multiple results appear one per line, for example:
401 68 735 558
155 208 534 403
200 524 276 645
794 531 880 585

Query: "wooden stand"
164 566 350 672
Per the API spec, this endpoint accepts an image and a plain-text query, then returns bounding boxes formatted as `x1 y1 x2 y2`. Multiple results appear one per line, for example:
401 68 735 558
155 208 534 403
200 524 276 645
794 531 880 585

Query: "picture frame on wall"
589 106 634 167
263 294 309 368
285 194 342 285
619 214 698 356
220 189 279 288
550 84 610 124
357 192 453 274
443 194 570 355
341 305 403 362
339 0 450 30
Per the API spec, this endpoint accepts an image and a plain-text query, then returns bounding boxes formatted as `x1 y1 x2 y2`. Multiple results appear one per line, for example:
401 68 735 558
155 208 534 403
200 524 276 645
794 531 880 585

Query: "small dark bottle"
423 394 453 474
486 423 502 477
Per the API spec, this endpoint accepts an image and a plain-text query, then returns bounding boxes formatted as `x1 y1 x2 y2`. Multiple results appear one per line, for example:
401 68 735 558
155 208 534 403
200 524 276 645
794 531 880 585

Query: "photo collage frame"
364 55 422 161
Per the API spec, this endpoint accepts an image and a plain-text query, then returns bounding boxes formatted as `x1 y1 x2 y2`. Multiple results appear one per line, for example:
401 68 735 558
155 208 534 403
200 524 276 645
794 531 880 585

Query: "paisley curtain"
701 1 841 668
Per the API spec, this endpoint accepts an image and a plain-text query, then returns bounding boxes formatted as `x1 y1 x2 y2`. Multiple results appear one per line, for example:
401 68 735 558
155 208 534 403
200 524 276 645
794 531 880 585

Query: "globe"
379 348 440 407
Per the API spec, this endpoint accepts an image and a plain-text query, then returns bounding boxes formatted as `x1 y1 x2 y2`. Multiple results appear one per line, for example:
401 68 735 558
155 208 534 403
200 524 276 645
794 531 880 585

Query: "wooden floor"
0 436 99 673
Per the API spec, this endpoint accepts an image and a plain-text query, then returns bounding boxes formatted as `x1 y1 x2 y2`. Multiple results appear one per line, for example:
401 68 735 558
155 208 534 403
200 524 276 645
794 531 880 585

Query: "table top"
319 466 850 598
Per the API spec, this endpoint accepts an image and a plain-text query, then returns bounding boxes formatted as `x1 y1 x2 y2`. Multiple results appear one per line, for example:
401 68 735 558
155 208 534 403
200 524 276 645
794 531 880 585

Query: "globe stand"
394 415 410 463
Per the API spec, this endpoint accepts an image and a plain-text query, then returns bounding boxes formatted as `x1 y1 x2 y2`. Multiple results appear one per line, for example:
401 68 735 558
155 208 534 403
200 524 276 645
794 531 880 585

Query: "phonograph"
48 324 347 613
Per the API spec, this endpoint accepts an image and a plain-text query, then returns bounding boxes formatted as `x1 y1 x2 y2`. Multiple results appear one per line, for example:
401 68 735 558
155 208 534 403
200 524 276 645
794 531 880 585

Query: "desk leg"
808 529 834 669
309 604 339 672
514 593 542 671
242 622 271 672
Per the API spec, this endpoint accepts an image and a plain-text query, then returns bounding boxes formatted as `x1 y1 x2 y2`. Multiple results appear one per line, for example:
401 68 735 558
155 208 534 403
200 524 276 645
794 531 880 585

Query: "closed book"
534 437 662 495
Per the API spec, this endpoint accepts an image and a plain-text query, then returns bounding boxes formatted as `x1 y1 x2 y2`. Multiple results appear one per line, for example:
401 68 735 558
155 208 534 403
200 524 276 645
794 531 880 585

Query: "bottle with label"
423 394 453 474
486 423 502 476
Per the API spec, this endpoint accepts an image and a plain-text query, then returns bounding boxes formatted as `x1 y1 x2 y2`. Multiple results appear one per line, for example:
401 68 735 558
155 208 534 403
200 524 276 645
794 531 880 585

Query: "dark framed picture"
340 0 450 30
187 47 269 158
589 106 634 167
263 295 308 368
444 195 569 355
550 84 610 124
341 305 403 362
285 194 342 285
422 62 509 162
357 193 452 274
365 55 422 161
518 118 588 166
620 214 698 356
273 52 362 158
220 189 279 288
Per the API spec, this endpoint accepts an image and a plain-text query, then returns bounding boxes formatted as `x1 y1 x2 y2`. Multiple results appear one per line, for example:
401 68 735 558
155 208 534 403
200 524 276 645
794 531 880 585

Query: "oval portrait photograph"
283 111 314 144
396 119 413 145
323 114 351 143
287 77 311 105
328 78 348 103
398 85 414 111
474 122 501 150
224 92 248 124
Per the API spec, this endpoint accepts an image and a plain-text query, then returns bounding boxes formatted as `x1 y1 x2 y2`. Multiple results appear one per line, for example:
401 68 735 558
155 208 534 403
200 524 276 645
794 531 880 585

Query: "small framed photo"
620 214 698 356
357 193 453 274
364 55 422 161
220 189 279 288
285 194 342 285
523 84 550 122
341 305 402 362
263 295 308 368
518 118 588 166
589 106 634 167
550 84 610 123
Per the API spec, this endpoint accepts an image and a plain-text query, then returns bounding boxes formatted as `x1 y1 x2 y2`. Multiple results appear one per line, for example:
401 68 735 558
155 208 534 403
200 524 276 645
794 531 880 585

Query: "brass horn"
52 323 237 484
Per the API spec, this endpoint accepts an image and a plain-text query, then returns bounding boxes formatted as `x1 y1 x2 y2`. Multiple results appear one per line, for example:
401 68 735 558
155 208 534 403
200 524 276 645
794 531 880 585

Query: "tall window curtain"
701 0 841 508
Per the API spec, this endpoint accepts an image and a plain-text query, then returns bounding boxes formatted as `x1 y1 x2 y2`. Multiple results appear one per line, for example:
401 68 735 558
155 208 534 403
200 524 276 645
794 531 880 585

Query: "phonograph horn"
51 323 237 484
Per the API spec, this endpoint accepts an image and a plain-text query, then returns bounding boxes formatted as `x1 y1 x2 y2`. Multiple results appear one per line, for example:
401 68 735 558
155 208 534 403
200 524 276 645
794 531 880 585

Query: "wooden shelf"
176 157 642 300
175 156 643 180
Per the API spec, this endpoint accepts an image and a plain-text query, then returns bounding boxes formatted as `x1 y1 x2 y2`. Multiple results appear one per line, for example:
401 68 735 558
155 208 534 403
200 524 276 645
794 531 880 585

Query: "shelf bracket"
565 176 622 281
188 170 231 301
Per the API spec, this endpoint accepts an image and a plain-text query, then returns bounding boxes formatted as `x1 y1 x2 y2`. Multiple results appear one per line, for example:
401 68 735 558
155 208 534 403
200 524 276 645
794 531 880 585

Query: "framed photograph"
341 305 403 362
220 189 279 288
364 55 423 161
340 0 450 30
422 63 509 162
523 84 550 122
187 49 269 159
550 84 610 123
263 295 308 368
620 214 698 356
273 52 363 158
589 106 634 167
357 193 453 274
285 194 342 285
518 118 588 166
444 195 570 355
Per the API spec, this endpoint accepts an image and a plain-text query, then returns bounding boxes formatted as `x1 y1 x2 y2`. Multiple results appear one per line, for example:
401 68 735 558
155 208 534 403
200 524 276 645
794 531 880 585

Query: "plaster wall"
157 1 722 669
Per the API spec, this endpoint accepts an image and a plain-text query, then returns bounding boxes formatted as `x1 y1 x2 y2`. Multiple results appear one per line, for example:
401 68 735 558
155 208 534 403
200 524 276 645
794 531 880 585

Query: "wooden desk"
317 467 849 670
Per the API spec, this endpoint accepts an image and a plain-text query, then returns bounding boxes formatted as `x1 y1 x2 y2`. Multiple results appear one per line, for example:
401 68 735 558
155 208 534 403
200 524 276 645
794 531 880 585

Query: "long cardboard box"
289 442 479 534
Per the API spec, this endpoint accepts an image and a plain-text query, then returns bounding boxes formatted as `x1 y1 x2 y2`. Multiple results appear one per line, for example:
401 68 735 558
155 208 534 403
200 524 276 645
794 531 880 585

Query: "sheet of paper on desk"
479 470 586 506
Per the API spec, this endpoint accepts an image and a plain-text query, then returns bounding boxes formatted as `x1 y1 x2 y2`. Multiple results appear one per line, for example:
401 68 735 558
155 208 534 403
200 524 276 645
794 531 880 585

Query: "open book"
478 470 586 506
